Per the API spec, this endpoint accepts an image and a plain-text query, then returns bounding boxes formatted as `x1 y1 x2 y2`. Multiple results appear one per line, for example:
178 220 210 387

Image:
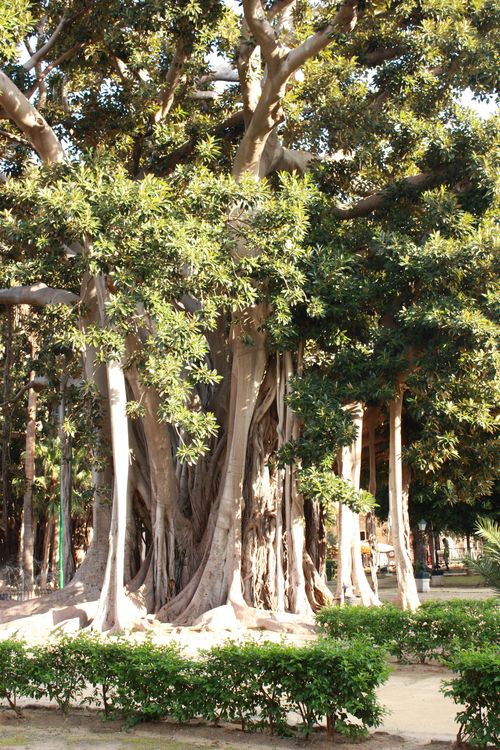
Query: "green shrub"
317 599 499 663
316 603 410 658
28 637 88 712
0 635 390 736
81 637 195 725
200 639 390 737
442 648 500 748
0 638 31 714
199 640 288 732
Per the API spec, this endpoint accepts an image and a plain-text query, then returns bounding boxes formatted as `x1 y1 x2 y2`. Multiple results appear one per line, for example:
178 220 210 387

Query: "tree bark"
59 376 75 585
366 417 379 596
1 308 13 562
388 393 420 610
336 405 380 606
21 369 38 594
92 278 142 631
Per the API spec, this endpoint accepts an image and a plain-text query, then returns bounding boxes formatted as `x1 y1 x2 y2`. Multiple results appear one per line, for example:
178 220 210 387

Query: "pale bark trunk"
160 305 268 623
389 394 420 611
71 285 112 592
336 405 380 606
92 356 133 630
21 368 38 593
366 420 379 596
92 277 142 631
283 352 312 616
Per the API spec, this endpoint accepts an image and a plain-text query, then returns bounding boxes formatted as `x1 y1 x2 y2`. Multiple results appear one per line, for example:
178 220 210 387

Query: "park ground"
0 573 496 750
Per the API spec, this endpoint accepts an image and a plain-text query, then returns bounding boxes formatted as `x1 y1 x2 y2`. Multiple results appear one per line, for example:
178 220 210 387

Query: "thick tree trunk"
389 394 420 610
336 405 380 606
21 370 38 594
159 305 268 623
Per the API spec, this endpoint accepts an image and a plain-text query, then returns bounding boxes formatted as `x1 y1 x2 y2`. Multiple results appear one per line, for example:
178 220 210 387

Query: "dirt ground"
0 707 456 750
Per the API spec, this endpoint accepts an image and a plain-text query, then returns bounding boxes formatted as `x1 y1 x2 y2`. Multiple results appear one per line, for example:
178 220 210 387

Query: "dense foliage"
0 635 389 737
442 647 500 748
317 598 500 662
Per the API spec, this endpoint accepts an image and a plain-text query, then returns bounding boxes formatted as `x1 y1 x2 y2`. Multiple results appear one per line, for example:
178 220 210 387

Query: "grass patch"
0 736 28 747
443 575 486 587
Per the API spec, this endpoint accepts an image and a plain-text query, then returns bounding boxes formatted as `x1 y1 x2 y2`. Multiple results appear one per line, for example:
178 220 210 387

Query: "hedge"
0 635 389 737
442 647 500 748
316 598 499 663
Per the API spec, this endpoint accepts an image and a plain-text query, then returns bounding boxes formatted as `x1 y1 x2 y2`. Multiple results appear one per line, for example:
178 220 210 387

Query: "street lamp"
415 518 431 592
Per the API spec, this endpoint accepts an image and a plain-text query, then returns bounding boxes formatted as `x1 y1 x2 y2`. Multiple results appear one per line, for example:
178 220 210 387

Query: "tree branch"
0 283 78 307
26 42 84 100
243 0 281 66
332 170 450 219
283 0 359 77
359 46 406 66
268 0 296 22
154 40 189 123
156 109 245 173
0 377 49 409
23 13 70 71
0 128 30 146
200 62 239 84
0 71 64 163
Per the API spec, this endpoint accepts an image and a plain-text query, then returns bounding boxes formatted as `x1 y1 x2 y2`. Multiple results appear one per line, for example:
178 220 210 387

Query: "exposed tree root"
190 601 315 634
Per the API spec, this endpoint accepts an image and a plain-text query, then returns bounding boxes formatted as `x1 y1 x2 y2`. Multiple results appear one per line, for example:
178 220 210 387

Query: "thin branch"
0 283 78 307
154 39 189 123
156 109 245 173
0 377 49 410
359 46 406 66
26 42 84 100
0 128 30 146
23 12 70 71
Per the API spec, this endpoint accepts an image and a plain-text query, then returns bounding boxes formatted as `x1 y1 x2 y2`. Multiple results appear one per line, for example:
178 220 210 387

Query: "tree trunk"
159 305 268 623
59 376 75 585
336 405 380 606
39 515 53 590
21 369 38 594
366 419 379 596
1 307 13 562
92 278 143 631
388 393 420 610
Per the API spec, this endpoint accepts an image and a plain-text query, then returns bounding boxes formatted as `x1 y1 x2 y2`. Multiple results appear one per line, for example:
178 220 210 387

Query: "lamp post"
415 518 431 592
